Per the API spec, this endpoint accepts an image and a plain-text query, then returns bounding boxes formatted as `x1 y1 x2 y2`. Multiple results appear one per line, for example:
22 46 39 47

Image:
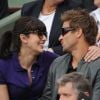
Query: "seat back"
0 10 21 37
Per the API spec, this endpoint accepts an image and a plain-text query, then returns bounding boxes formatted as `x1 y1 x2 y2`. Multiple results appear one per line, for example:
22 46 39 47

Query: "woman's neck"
18 49 37 70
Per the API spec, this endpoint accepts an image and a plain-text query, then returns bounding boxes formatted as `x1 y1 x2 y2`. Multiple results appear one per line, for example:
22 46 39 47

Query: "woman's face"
20 32 47 54
94 0 100 7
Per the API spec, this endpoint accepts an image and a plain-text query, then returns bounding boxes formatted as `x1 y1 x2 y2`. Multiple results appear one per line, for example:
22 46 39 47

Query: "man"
57 72 91 100
39 9 100 100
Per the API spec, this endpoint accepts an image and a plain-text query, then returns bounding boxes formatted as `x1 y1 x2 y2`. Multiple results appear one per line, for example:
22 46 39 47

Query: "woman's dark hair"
0 16 47 59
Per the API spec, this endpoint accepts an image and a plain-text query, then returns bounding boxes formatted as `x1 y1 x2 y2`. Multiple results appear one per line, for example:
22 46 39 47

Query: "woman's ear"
20 34 28 44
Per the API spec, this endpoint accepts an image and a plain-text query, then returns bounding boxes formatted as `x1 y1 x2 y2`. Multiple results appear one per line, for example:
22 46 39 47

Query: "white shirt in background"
39 11 56 50
90 8 100 33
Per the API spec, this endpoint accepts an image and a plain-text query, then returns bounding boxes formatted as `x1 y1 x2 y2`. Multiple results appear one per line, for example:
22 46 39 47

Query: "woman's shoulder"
38 51 58 63
42 51 59 58
0 58 11 66
0 58 11 74
0 54 16 70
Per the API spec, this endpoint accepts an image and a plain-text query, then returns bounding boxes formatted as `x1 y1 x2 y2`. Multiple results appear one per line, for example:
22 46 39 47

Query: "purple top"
0 51 58 100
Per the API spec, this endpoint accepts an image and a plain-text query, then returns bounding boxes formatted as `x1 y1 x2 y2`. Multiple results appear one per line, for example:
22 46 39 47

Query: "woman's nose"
43 35 47 41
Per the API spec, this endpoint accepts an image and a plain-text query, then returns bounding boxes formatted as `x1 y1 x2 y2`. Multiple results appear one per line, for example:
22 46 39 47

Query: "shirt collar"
13 53 40 72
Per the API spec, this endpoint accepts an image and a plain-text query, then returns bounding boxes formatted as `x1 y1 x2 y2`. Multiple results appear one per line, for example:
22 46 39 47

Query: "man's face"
58 82 78 100
59 21 78 52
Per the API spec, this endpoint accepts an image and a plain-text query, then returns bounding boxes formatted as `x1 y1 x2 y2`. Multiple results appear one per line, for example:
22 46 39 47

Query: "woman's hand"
84 46 100 62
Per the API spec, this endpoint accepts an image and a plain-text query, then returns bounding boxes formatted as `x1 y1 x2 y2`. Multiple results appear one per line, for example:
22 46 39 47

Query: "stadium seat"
0 10 21 37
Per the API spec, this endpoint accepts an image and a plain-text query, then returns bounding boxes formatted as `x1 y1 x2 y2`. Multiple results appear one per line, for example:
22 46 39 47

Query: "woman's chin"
38 48 44 53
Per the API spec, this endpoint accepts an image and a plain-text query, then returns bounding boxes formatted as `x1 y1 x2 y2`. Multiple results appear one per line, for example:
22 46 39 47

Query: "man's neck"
71 42 89 68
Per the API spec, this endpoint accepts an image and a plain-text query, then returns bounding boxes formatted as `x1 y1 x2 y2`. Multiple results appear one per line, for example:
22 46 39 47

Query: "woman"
0 16 58 100
21 0 83 55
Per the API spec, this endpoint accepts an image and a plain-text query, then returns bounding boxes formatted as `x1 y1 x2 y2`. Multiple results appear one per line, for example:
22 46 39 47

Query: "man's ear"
78 92 90 100
84 92 90 97
76 28 83 38
20 34 28 43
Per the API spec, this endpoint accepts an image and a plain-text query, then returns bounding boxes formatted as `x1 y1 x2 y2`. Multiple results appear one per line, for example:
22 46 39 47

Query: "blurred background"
9 0 34 8
8 0 35 13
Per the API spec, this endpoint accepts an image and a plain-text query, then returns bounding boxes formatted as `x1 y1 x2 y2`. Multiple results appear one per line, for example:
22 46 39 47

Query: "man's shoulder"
53 53 70 63
87 58 100 70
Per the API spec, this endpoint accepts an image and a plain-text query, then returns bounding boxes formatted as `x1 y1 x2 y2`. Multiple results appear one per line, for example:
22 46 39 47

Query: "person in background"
39 9 100 100
84 0 100 62
77 0 96 12
90 0 100 41
57 72 91 100
21 0 95 55
0 16 58 100
0 0 8 19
